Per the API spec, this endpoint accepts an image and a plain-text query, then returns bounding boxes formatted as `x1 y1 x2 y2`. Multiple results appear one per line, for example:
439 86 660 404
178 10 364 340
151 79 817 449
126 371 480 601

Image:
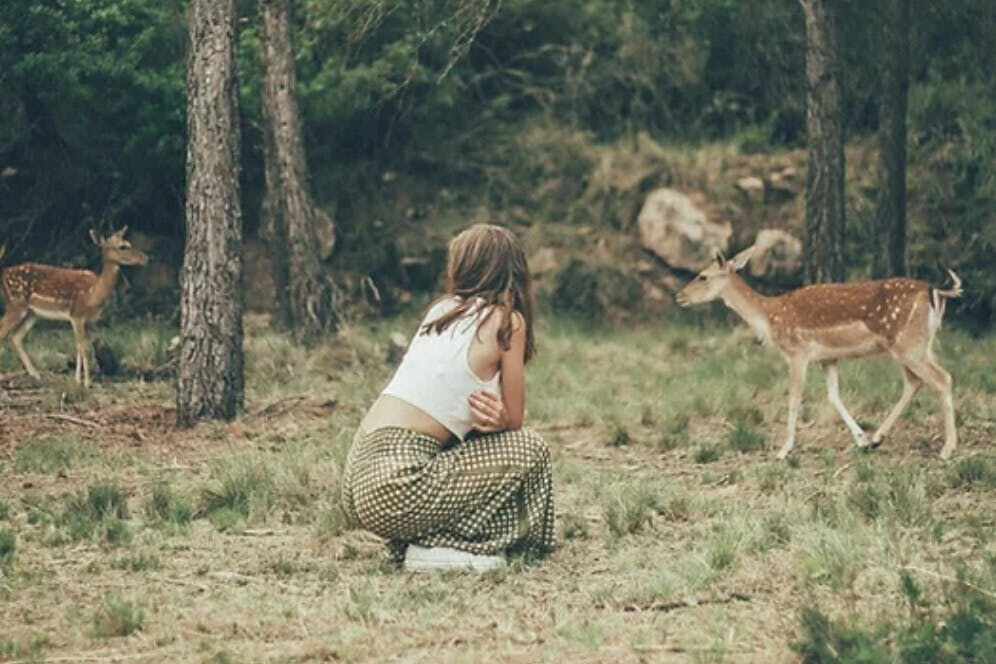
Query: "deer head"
90 226 149 267
675 246 754 307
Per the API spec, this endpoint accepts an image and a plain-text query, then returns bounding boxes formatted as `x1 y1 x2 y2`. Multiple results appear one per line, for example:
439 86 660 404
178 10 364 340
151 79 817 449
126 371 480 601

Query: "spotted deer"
676 247 963 460
0 227 149 387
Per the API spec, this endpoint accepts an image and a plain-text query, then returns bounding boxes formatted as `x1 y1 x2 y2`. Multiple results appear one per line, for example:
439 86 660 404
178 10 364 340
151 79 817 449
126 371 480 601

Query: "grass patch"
61 483 131 546
14 436 99 474
144 484 194 527
200 456 273 529
92 596 144 638
110 553 161 572
727 416 766 453
560 512 590 540
947 456 996 491
0 529 15 569
694 444 722 464
0 634 49 662
603 484 662 539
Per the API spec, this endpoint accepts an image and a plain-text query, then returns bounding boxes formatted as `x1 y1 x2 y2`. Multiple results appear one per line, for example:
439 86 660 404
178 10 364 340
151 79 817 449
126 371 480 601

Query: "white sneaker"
403 545 506 572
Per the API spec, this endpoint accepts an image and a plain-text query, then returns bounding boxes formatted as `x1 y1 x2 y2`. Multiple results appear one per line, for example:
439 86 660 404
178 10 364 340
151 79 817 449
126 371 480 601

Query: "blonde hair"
422 224 536 362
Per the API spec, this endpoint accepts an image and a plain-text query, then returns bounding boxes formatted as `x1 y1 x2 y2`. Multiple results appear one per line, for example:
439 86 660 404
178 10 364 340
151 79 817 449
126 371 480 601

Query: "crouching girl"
341 224 554 571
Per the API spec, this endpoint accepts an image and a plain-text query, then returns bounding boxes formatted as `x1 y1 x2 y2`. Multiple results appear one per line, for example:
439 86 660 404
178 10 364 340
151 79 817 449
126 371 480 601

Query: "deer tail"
929 268 963 326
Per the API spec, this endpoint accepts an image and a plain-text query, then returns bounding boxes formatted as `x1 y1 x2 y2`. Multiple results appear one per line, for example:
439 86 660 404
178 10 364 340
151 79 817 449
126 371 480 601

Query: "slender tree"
799 0 846 283
872 0 910 278
177 0 244 425
259 0 336 339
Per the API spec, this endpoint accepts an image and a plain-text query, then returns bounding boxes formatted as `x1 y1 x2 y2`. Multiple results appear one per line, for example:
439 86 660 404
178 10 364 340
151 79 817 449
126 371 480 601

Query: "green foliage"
793 605 890 663
0 0 993 323
793 569 996 663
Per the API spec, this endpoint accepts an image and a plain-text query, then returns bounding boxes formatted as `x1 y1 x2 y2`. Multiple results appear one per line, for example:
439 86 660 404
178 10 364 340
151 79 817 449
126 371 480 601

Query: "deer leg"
70 318 90 388
871 367 921 447
823 361 869 448
777 357 808 460
0 307 29 374
904 357 956 460
10 314 40 379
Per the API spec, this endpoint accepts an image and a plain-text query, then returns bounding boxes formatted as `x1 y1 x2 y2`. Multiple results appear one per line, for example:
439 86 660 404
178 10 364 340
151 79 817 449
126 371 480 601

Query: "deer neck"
91 256 121 308
720 274 773 343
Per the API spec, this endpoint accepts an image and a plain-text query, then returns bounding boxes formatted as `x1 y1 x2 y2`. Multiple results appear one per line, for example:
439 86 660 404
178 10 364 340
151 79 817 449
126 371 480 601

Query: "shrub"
0 529 15 569
62 483 131 545
92 596 144 638
694 444 722 464
145 484 194 526
727 416 766 453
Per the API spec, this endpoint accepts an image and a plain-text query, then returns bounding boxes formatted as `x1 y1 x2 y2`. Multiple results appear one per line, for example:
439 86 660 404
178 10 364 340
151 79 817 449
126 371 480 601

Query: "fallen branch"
43 413 100 428
832 462 851 479
597 592 751 613
900 565 996 600
156 576 209 593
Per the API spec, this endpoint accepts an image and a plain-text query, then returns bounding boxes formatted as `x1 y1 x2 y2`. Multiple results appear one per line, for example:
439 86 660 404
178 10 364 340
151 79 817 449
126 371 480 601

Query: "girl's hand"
469 390 509 432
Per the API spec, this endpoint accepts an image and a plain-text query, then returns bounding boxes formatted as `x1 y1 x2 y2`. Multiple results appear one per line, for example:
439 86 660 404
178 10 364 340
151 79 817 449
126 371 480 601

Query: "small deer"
0 227 149 387
676 247 963 460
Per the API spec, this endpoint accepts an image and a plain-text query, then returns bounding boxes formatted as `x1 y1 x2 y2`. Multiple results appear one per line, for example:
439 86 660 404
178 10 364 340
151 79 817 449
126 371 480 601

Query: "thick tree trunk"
177 0 244 426
800 0 846 284
259 0 336 340
872 0 909 278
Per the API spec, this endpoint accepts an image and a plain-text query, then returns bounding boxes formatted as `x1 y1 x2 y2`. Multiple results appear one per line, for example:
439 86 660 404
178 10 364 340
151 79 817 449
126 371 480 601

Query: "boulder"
637 188 731 271
748 229 803 282
735 176 765 203
529 247 559 277
768 166 800 199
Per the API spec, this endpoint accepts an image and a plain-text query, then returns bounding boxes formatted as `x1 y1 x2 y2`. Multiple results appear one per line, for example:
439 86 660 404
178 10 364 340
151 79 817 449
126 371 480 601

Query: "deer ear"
89 229 104 246
712 248 727 269
729 246 755 272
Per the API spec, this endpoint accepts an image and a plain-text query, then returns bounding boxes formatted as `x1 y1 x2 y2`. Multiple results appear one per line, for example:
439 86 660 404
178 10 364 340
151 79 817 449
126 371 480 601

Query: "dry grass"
0 311 993 662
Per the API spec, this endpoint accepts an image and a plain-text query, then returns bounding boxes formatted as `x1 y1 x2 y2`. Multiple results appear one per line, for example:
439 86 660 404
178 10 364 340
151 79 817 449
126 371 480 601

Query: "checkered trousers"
341 426 555 558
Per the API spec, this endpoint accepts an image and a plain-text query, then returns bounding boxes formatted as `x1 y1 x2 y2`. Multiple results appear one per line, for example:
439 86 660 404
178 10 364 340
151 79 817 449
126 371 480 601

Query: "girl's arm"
469 312 526 432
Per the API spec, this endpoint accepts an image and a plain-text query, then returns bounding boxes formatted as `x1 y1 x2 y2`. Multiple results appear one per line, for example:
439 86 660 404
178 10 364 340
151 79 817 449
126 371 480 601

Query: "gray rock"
637 188 731 271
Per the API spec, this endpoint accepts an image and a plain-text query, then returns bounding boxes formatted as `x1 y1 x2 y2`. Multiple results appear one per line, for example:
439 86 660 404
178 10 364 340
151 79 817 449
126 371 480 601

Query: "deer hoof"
939 446 954 461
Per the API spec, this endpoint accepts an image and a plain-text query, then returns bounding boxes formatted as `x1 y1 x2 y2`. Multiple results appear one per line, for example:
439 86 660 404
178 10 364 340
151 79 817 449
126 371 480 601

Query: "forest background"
0 0 993 328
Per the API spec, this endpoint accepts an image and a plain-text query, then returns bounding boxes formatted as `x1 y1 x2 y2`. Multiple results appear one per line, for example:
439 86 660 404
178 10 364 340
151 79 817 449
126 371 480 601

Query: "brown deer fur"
676 247 963 460
0 227 148 387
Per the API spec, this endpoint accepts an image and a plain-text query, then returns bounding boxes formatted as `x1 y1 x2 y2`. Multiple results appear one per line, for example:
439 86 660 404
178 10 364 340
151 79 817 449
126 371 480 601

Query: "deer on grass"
0 227 148 387
676 247 963 460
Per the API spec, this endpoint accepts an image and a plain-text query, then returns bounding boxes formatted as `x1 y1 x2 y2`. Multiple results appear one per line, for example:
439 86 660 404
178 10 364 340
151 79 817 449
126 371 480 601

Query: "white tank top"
382 296 501 440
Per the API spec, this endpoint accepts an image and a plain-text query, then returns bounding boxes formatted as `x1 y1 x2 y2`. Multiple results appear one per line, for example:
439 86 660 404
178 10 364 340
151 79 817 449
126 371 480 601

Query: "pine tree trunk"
177 0 245 426
259 0 336 340
800 0 846 284
872 0 909 278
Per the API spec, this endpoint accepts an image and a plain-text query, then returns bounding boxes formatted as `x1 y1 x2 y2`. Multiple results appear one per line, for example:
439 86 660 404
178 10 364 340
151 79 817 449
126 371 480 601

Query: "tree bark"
259 0 336 340
800 0 846 284
872 0 909 278
177 0 244 426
